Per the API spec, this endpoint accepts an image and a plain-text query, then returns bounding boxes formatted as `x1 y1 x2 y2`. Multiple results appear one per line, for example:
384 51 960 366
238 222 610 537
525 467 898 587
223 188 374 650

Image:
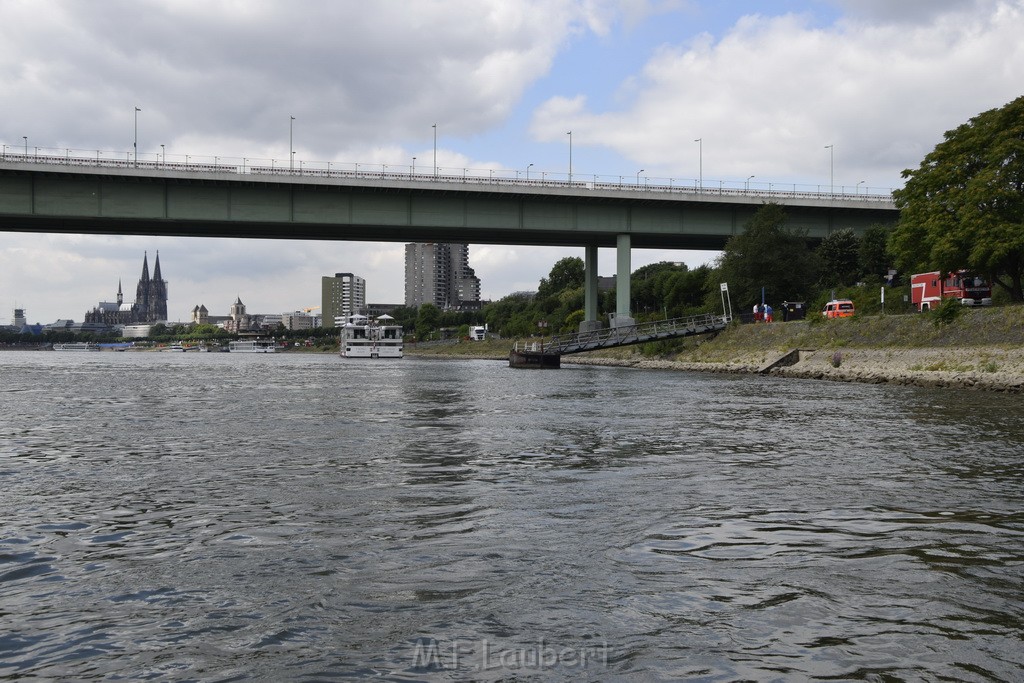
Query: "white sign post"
720 282 733 321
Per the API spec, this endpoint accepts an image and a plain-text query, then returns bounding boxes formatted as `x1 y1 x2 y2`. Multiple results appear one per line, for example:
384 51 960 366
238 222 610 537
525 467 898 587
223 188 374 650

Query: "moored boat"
52 342 101 352
340 314 403 358
228 339 277 353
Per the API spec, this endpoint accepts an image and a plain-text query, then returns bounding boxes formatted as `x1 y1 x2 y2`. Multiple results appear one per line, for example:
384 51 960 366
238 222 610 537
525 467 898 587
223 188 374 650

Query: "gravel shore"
564 346 1024 393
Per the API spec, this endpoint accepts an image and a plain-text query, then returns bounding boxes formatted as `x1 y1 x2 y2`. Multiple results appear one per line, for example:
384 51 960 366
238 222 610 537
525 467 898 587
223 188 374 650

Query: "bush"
930 297 963 327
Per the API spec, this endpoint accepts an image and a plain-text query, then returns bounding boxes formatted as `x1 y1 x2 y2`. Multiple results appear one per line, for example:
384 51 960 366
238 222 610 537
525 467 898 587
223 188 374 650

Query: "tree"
537 257 585 298
816 228 861 288
631 262 712 318
858 223 895 282
415 303 441 339
709 203 819 308
891 96 1024 301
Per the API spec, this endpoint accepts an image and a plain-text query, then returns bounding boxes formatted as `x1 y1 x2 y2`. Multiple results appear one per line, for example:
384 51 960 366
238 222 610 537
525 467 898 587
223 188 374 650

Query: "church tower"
150 251 169 321
132 251 168 322
84 252 169 325
136 252 151 319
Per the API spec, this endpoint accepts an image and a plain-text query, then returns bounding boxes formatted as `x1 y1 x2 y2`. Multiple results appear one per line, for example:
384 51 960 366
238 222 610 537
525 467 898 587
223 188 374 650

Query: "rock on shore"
564 346 1024 393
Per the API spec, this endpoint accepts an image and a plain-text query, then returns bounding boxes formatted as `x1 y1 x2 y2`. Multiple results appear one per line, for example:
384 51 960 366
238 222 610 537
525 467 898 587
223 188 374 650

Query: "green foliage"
930 296 963 327
538 257 585 298
633 262 713 318
480 255 716 337
562 309 585 333
708 203 820 309
415 303 441 339
816 228 861 288
859 223 896 282
182 323 230 340
891 96 1024 301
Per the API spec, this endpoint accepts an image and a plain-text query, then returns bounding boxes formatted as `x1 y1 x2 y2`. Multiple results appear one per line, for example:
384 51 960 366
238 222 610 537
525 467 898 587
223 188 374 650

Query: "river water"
1 350 1022 681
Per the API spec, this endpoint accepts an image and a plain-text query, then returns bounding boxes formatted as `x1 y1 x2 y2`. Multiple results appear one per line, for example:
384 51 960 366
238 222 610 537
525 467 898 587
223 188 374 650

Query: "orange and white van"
822 299 855 319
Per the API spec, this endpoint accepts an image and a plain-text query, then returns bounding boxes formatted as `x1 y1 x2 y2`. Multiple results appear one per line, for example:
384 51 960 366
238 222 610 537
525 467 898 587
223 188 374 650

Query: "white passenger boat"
228 339 277 353
52 342 101 351
340 314 403 358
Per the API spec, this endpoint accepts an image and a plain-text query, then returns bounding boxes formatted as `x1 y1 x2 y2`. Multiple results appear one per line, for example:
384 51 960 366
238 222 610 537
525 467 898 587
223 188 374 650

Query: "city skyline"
3 0 1023 323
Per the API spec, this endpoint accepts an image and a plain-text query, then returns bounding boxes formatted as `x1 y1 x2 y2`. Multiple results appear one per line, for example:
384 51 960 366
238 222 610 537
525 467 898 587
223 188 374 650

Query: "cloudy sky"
2 0 1022 324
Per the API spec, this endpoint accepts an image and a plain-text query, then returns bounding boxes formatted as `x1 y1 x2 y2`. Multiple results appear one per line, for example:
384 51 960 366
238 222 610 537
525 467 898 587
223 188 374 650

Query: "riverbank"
410 307 1024 392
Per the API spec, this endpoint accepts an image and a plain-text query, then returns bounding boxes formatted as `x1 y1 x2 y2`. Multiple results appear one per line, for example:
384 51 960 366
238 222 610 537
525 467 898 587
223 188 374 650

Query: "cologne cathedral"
85 252 169 325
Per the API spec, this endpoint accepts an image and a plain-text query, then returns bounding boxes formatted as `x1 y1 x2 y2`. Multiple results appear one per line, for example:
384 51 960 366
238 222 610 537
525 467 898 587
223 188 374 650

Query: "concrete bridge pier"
612 234 635 328
579 235 635 332
580 244 601 333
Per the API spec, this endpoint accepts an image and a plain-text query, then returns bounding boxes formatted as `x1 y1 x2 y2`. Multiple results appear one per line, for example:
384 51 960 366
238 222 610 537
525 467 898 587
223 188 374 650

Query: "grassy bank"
409 306 1022 359
668 305 1024 361
407 307 1024 391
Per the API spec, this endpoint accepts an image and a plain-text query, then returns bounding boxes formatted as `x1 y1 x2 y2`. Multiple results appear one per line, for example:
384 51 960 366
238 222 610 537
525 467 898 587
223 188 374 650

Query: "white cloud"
1 0 593 159
3 1 1021 325
532 0 1024 191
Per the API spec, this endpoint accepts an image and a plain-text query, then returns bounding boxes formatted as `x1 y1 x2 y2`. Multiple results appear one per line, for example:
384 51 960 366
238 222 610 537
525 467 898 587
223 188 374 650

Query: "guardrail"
0 149 896 204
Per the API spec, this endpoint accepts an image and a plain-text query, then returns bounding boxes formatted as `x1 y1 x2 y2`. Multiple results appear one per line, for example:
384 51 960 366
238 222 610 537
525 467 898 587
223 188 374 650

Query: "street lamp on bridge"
825 144 834 195
694 138 702 191
746 175 755 190
567 130 572 183
637 169 644 185
134 107 141 167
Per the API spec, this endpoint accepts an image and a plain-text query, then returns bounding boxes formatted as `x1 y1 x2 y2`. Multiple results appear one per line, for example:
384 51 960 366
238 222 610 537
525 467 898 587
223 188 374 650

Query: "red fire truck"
910 270 993 311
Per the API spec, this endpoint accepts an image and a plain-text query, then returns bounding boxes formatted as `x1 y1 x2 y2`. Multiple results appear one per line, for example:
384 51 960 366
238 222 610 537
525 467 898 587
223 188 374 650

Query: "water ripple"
0 353 1022 680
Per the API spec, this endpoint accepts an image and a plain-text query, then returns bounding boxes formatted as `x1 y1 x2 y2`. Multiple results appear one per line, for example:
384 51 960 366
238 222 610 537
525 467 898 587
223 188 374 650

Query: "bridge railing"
519 312 732 355
0 148 896 203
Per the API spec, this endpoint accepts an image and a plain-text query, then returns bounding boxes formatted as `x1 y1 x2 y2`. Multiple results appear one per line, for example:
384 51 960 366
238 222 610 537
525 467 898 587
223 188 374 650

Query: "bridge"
509 312 732 368
0 150 898 333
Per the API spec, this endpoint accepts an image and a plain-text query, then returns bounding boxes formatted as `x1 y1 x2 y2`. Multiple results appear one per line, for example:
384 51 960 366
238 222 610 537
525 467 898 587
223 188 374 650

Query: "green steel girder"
0 166 899 249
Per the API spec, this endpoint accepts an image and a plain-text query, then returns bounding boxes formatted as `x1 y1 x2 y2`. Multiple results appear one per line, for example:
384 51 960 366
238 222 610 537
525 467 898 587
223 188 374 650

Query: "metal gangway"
510 312 731 367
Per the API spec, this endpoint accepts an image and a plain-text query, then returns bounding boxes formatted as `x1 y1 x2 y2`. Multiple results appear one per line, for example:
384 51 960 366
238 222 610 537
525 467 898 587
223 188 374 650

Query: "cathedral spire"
117 279 123 305
141 251 150 282
153 250 162 282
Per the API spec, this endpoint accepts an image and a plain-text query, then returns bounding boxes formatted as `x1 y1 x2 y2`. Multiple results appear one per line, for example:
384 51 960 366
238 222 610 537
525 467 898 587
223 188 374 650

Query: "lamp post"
432 123 437 177
567 130 572 183
857 180 865 194
290 116 295 171
694 138 702 191
825 144 834 195
134 107 141 167
23 136 27 154
746 175 755 191
160 144 165 166
637 169 644 185
527 163 533 181
412 157 416 177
